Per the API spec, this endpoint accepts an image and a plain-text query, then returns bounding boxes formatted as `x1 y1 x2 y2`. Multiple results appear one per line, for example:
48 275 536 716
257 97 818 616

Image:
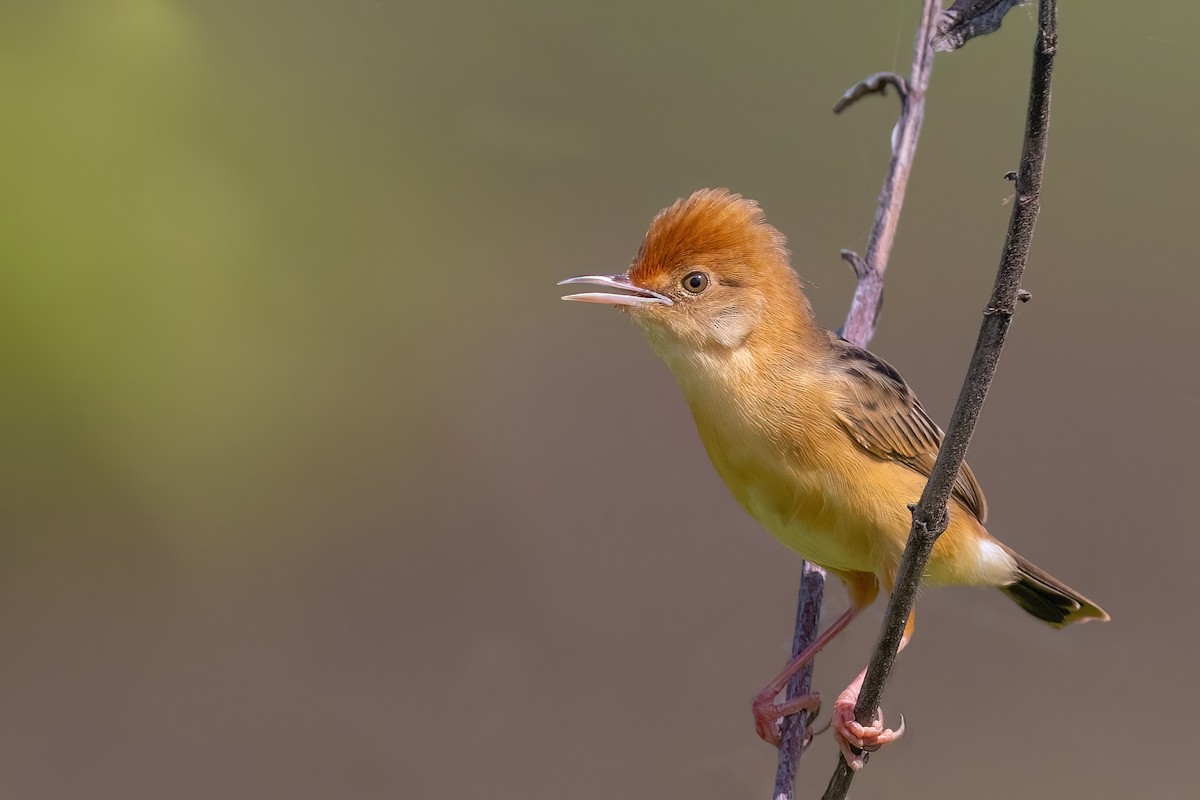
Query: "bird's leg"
752 605 860 747
832 628 911 770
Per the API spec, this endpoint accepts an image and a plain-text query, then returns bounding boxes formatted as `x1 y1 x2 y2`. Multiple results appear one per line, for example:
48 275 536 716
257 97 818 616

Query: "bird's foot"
832 686 904 770
752 691 821 749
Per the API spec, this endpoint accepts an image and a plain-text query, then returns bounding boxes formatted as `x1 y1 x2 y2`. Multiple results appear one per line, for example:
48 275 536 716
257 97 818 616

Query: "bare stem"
840 0 941 348
773 3 941 797
771 562 825 797
821 1 1057 797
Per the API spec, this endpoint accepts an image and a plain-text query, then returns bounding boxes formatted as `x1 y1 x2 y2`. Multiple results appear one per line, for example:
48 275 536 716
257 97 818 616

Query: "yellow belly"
680 359 1006 589
729 457 905 575
711 438 1001 587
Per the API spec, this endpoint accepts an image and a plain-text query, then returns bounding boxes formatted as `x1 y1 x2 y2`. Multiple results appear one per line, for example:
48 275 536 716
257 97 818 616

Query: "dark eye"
682 271 709 293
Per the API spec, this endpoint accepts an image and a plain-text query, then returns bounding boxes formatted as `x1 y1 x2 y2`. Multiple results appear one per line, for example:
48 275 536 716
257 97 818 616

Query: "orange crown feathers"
629 189 792 285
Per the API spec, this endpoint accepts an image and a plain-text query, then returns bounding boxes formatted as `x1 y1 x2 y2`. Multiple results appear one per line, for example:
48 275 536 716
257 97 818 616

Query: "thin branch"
832 72 909 115
841 0 942 349
822 1 1058 797
773 2 942 797
771 562 825 797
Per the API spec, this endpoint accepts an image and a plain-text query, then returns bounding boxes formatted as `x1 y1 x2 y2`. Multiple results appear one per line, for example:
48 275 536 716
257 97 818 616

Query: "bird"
558 188 1108 769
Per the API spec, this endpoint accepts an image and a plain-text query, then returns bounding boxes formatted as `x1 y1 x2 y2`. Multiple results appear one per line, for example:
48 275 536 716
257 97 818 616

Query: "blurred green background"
0 1 1194 797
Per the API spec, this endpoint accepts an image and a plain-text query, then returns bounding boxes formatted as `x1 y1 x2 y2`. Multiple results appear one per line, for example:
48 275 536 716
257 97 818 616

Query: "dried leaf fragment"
932 0 1024 52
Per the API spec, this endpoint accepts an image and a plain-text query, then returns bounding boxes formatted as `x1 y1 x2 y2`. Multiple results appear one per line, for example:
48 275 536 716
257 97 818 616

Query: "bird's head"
560 189 810 363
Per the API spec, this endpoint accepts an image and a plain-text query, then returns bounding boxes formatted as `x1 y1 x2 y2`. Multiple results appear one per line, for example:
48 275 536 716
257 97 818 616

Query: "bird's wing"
828 335 988 523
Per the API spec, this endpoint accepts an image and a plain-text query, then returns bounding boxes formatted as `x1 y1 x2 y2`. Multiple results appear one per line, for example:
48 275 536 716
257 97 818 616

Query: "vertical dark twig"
773 2 941 797
822 1 1058 798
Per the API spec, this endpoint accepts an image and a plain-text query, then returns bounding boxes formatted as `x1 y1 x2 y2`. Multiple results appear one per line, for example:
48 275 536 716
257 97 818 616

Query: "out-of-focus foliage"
0 2 444 557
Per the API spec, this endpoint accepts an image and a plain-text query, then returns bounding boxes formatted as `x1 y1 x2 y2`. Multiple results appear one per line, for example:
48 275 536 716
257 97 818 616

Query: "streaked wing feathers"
829 336 988 523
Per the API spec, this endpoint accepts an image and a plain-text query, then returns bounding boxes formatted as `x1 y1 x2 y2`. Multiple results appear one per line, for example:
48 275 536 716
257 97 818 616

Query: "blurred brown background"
0 1 1193 797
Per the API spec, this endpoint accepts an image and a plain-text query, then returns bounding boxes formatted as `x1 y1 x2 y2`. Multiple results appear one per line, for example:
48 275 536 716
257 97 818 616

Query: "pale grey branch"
773 2 942 798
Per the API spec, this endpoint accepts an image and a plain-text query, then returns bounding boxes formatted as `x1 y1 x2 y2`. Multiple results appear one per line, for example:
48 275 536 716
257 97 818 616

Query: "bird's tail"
998 546 1110 628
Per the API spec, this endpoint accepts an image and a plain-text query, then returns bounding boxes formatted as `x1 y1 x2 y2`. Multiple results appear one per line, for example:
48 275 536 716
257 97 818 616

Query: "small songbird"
559 189 1107 769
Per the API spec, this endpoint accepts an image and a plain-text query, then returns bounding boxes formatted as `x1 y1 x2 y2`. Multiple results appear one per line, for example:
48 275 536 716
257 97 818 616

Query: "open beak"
557 274 673 307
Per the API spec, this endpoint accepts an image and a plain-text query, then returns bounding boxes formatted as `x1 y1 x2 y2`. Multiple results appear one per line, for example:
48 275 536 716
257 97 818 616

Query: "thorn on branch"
840 249 870 280
833 72 909 115
984 295 1026 316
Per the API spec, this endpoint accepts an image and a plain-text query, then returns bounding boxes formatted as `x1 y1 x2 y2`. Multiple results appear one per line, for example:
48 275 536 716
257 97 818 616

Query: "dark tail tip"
999 550 1110 629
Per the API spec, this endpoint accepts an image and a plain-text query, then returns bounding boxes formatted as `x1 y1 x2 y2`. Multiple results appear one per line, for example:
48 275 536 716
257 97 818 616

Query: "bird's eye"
682 271 709 294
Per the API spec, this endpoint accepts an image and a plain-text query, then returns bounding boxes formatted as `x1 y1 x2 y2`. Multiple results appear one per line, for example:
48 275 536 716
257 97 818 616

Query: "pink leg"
832 634 909 770
752 606 861 747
